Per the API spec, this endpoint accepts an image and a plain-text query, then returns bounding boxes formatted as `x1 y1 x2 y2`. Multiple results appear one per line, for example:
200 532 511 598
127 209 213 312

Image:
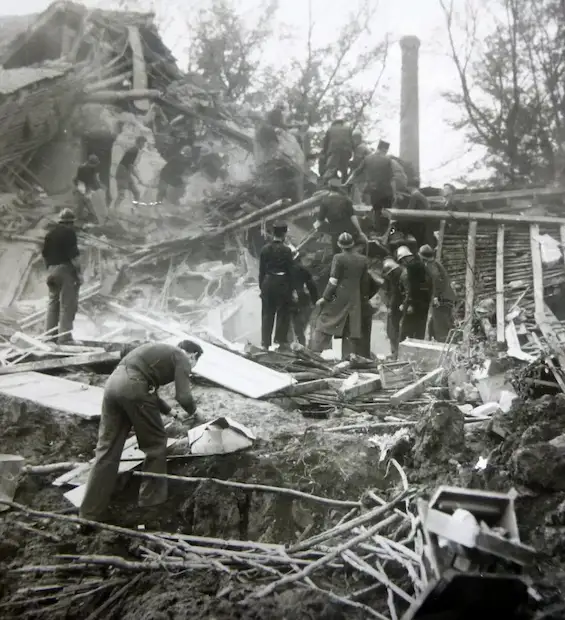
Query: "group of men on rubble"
258 117 458 358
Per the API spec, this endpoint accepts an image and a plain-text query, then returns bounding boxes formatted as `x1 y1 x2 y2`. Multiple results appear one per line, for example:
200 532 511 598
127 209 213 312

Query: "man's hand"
316 297 326 307
313 220 322 230
292 290 299 303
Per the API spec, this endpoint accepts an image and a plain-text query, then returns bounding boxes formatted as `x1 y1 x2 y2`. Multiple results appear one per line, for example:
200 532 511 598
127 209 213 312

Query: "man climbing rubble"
309 232 369 356
314 177 368 254
259 221 294 350
156 146 193 205
113 136 147 209
74 154 103 221
79 340 204 527
396 245 432 341
41 208 81 344
419 244 456 342
289 249 318 346
319 119 354 182
347 140 395 235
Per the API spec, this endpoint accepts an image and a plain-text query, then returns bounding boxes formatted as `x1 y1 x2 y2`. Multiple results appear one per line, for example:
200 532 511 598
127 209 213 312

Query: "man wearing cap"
348 140 395 235
382 258 403 358
315 178 368 254
259 222 294 350
310 232 369 356
41 208 81 344
79 340 203 525
289 250 318 345
419 244 456 342
396 245 432 341
320 119 354 182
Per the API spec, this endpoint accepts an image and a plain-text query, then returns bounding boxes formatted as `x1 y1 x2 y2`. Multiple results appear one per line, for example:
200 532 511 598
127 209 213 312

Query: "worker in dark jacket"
114 136 147 209
74 155 102 220
42 208 81 344
259 222 294 350
382 258 403 358
320 119 354 181
419 244 456 342
396 245 432 341
348 140 395 234
156 146 193 204
315 178 368 254
310 232 369 356
79 340 203 523
289 250 318 345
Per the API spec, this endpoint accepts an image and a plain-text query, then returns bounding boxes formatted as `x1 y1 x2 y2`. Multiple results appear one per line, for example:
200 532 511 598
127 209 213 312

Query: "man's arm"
173 352 197 415
315 202 327 229
156 395 172 415
321 254 342 301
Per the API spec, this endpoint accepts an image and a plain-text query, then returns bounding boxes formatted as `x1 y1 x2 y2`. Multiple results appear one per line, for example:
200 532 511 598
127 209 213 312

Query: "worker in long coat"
79 340 203 525
309 232 369 355
419 244 456 342
396 245 432 342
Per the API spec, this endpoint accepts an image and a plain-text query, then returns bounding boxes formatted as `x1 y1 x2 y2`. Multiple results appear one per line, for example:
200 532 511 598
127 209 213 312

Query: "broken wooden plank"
338 374 381 402
463 221 477 343
0 351 121 375
390 367 444 406
496 225 505 344
0 372 102 419
285 379 328 396
10 331 53 352
530 224 545 324
128 26 150 112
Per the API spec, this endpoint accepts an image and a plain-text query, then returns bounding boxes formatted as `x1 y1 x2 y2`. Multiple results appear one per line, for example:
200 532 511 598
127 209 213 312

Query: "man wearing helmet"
309 232 369 356
395 245 432 341
41 208 81 343
381 257 403 358
314 177 368 254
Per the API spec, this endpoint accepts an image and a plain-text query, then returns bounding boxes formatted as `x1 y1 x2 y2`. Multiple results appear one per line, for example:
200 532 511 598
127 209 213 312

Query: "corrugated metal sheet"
0 66 68 95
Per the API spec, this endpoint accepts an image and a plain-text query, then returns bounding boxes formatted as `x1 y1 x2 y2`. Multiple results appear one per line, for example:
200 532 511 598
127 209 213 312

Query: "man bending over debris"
259 221 294 350
42 208 81 344
79 340 204 525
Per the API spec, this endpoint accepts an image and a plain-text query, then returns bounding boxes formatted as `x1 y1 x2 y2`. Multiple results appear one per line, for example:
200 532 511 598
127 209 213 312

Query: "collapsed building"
1 3 565 619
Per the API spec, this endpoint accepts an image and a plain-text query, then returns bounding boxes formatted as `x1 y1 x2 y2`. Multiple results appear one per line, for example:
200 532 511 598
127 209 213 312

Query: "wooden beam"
560 224 565 273
390 367 444 405
0 351 121 375
496 225 505 344
384 208 565 226
530 224 545 324
463 221 477 343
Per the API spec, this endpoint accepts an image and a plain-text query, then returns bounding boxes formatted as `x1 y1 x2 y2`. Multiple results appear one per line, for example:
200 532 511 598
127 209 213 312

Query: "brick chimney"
399 35 420 178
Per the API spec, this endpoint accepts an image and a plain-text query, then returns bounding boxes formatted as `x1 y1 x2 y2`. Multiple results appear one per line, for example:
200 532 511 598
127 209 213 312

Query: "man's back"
363 152 393 189
119 342 190 388
326 123 353 152
42 224 79 267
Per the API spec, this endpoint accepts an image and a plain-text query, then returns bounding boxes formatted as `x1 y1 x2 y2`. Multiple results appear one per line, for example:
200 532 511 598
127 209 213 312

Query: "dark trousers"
290 301 312 345
322 149 351 181
431 302 454 342
79 368 168 520
45 263 79 343
370 191 394 235
115 165 140 208
400 304 429 342
343 311 373 358
261 275 292 348
387 310 401 358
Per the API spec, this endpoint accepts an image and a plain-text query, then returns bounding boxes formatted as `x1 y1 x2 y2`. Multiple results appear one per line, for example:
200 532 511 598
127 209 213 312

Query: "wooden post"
463 221 477 343
529 224 545 324
560 224 565 272
496 225 505 344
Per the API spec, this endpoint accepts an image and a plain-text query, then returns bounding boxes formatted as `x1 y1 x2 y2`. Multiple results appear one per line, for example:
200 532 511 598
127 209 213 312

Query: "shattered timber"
2 2 565 620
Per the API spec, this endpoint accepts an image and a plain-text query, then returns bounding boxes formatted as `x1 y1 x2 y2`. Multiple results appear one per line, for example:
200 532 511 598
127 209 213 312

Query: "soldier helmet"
396 245 412 260
337 232 355 249
419 244 435 259
382 258 400 276
58 208 75 223
87 154 100 166
352 128 362 137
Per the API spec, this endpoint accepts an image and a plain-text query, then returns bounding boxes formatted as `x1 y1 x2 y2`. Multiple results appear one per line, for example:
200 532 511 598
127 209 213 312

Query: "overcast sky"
6 0 486 186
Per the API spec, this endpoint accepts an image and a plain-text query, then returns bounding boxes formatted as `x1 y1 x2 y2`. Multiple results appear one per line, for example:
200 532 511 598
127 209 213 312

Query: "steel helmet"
396 245 412 260
337 232 355 249
419 244 434 259
382 258 400 276
58 208 75 223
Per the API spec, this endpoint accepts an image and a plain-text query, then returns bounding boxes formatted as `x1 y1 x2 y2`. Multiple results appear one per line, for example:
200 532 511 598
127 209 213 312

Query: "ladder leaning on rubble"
385 206 565 391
